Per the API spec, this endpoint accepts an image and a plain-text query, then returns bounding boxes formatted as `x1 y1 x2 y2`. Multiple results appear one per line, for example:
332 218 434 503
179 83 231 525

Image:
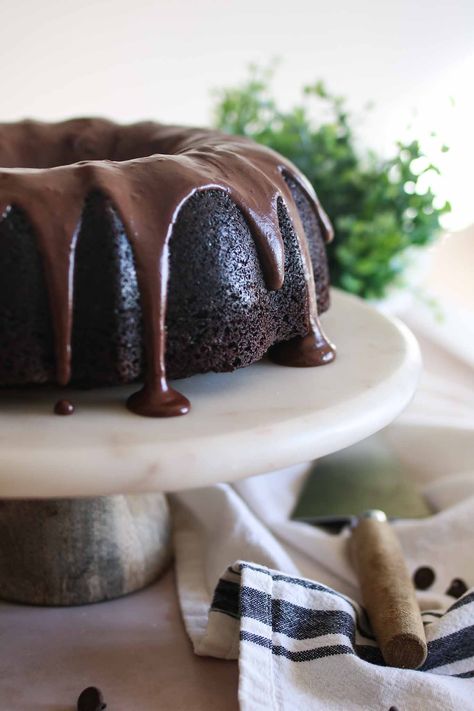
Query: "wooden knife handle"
349 510 427 669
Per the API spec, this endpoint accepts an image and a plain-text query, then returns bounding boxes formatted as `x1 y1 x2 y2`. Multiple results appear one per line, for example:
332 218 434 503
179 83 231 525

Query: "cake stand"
0 289 421 605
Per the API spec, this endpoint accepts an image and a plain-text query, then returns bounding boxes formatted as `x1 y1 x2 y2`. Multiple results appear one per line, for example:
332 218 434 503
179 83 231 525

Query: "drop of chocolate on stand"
54 399 75 416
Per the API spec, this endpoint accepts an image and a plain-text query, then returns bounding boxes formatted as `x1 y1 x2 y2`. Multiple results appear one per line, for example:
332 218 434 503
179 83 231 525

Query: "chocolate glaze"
0 119 335 417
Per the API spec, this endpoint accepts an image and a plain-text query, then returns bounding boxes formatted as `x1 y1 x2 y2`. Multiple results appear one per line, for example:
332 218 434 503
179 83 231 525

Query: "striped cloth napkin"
209 562 473 710
172 417 474 710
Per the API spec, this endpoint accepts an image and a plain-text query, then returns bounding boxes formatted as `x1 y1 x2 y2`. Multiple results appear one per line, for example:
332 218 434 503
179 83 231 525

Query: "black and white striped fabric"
208 562 474 710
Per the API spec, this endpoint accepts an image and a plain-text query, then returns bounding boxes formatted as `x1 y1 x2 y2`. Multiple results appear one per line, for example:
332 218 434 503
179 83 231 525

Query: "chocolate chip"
413 566 435 590
77 687 106 711
389 707 399 711
446 578 468 599
54 399 75 415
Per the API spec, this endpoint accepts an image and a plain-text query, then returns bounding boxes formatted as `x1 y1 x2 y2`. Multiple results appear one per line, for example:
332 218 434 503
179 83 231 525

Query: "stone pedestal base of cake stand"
0 494 171 605
0 291 421 606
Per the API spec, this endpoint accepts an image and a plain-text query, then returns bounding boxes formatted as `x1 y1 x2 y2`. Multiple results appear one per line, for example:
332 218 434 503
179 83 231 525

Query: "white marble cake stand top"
0 290 421 498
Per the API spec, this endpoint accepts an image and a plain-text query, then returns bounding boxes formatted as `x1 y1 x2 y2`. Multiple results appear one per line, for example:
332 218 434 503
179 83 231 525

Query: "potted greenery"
212 66 450 309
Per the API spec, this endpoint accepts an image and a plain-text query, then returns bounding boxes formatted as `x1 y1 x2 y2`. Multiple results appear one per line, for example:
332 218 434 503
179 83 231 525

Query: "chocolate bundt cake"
0 118 335 417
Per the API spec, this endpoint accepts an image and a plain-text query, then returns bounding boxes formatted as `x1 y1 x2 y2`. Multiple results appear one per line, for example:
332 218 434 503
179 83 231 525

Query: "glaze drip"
0 119 335 416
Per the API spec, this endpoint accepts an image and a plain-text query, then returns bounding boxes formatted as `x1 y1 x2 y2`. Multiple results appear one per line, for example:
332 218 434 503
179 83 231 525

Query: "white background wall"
1 0 473 228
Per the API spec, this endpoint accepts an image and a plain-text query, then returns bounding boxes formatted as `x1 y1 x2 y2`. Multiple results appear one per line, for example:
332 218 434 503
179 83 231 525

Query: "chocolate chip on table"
54 398 75 415
413 566 436 590
77 686 107 711
446 578 468 599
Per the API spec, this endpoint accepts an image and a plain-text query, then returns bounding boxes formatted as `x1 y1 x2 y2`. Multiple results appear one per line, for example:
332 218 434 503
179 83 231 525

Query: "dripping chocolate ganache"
0 118 335 417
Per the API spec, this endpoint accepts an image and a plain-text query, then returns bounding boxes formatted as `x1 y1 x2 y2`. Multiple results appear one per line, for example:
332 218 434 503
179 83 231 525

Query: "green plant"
213 65 450 300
